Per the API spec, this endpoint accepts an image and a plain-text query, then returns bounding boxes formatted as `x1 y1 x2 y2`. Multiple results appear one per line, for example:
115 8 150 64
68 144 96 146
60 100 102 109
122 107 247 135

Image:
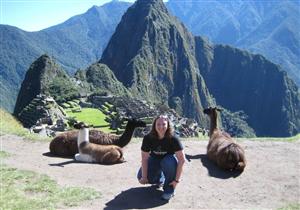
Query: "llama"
74 122 124 164
49 118 146 157
203 107 246 171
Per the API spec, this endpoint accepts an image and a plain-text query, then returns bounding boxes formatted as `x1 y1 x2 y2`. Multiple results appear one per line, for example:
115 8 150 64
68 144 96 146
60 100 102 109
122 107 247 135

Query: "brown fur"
49 130 118 157
79 142 124 164
49 119 146 157
204 107 246 171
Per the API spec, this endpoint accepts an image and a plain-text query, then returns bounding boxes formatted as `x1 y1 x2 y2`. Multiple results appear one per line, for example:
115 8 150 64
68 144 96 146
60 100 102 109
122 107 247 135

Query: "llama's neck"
78 128 89 146
116 123 136 147
209 112 218 136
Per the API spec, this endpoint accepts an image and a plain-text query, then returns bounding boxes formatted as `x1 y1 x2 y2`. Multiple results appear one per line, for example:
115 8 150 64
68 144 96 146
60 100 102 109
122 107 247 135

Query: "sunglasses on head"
158 115 168 120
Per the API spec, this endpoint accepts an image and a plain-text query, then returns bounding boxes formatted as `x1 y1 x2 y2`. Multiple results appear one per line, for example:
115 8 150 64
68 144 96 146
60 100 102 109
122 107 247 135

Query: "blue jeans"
137 154 178 194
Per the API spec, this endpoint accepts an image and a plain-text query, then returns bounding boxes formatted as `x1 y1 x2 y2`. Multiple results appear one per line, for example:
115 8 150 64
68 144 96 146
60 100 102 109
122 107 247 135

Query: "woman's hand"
169 180 179 188
139 177 149 185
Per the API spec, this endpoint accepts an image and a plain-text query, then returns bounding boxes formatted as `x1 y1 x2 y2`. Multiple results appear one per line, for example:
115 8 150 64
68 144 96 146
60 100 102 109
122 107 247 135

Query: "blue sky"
0 0 135 32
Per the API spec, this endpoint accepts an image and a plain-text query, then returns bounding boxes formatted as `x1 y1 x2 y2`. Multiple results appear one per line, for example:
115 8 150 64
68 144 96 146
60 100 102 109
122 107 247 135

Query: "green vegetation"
0 116 101 210
66 108 114 133
221 109 256 138
85 63 130 97
0 150 10 158
278 203 300 210
180 133 300 142
0 109 50 141
182 134 209 141
0 165 100 210
47 77 80 103
246 134 300 142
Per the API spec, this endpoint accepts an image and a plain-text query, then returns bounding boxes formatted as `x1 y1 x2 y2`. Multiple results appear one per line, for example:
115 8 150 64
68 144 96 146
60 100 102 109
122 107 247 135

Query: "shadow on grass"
104 186 168 209
185 154 243 179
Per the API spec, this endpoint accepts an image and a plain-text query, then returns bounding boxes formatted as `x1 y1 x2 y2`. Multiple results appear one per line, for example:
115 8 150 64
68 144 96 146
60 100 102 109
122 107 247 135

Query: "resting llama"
49 118 146 157
74 122 124 164
203 107 246 171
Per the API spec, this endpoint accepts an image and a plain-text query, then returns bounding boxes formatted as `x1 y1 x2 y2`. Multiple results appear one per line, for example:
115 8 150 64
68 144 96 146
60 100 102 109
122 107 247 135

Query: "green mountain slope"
0 1 131 112
100 0 215 124
100 0 300 136
14 54 79 116
167 0 300 86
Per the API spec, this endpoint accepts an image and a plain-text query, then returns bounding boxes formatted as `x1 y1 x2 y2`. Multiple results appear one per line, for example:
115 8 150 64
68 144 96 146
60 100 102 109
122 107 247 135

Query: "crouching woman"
137 115 185 201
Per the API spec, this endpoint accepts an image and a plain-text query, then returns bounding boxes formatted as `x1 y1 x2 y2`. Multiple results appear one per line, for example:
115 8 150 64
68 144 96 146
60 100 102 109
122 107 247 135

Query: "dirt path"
1 134 300 209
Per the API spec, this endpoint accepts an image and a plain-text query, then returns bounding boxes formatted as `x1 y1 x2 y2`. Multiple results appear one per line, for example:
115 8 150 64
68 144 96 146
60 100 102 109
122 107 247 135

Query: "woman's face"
155 117 168 138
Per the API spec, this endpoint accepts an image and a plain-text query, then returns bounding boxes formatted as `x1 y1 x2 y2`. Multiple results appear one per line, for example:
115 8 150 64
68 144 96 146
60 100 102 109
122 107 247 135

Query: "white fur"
75 127 94 162
75 153 94 162
75 126 123 164
77 127 89 146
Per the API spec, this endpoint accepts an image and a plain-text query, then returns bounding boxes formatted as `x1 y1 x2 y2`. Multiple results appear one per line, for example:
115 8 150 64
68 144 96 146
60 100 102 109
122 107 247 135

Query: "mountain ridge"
0 1 131 112
100 0 214 124
100 0 300 136
1 0 299 112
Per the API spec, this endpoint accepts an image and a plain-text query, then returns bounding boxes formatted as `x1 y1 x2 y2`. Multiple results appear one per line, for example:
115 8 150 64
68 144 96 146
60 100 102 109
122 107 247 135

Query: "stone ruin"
89 95 201 137
16 94 67 136
21 94 203 138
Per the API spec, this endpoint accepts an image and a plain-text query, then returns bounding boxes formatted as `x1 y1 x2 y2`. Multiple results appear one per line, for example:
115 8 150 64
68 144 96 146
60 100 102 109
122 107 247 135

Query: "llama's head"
124 118 147 128
203 107 222 116
74 122 89 130
75 122 90 145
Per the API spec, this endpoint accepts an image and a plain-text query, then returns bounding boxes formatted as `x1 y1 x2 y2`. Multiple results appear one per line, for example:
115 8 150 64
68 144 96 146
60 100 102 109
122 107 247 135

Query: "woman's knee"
161 155 177 172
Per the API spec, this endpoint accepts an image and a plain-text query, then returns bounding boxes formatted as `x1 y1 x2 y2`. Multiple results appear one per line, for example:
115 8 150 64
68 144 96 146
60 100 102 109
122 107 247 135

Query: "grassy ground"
278 203 300 210
66 108 114 133
245 134 300 142
0 151 100 210
0 109 50 141
184 134 300 142
1 108 299 142
0 110 101 209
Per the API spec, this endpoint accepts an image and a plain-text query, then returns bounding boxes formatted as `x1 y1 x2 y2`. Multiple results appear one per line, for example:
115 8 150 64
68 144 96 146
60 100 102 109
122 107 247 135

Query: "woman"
137 115 185 201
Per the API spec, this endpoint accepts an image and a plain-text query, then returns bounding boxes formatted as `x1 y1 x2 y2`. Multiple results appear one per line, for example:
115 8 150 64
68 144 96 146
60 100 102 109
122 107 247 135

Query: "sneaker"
161 192 174 201
154 182 164 190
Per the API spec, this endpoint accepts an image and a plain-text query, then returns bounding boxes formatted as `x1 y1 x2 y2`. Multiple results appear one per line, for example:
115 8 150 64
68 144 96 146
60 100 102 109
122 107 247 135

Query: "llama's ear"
216 108 223 112
203 107 209 113
73 122 83 129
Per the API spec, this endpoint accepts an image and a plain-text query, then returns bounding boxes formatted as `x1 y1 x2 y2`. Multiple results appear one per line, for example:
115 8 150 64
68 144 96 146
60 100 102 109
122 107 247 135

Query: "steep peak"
135 0 164 7
29 54 65 78
35 54 52 65
39 54 50 59
13 55 68 115
129 0 168 19
99 0 213 124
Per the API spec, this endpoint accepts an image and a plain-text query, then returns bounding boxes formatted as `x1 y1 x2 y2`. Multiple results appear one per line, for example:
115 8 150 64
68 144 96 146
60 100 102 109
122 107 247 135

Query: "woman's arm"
170 150 185 188
139 151 150 184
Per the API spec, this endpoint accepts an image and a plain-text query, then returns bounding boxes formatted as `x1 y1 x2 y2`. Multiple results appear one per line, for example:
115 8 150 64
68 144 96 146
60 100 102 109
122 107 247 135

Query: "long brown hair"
149 115 174 139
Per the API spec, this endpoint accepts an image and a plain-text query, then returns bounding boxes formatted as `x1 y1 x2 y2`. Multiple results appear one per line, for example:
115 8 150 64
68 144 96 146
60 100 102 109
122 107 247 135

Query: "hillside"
195 39 300 137
13 54 79 116
167 0 300 86
1 0 299 113
0 1 131 112
100 0 214 125
99 0 300 137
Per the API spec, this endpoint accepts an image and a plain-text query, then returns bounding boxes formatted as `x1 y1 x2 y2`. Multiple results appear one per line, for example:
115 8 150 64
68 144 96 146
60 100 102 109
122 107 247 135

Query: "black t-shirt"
141 134 183 158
